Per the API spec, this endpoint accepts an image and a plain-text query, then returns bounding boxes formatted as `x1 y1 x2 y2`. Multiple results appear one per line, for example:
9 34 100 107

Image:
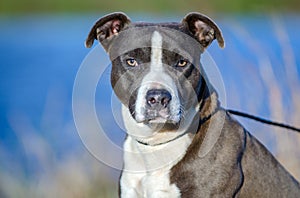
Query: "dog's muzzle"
132 85 181 125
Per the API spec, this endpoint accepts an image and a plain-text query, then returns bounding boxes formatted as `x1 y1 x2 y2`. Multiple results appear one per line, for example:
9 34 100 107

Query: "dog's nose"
146 89 172 109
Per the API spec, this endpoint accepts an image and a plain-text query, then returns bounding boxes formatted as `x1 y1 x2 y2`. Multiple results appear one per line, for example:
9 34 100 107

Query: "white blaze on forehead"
151 31 163 70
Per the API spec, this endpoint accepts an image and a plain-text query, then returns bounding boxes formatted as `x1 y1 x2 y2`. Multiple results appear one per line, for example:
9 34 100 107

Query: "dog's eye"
177 59 188 67
126 58 138 67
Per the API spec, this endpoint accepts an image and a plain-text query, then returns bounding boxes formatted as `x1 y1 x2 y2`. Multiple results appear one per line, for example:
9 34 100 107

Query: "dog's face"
86 12 224 138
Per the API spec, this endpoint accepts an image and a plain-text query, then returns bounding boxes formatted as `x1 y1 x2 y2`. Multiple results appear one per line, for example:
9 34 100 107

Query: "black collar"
136 131 188 146
136 108 220 146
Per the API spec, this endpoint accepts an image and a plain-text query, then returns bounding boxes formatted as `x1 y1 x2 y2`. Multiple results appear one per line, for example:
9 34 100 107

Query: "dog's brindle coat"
86 12 300 197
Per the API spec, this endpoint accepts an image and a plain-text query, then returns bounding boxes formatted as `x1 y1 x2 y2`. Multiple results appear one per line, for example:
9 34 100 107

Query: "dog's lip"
148 117 169 124
136 117 179 125
134 110 182 125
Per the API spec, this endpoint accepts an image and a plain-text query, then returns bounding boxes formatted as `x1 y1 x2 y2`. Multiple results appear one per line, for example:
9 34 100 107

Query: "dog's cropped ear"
182 12 225 49
85 12 131 50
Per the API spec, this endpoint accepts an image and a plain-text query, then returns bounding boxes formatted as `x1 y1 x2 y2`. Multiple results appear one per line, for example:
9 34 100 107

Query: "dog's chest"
120 135 192 197
121 169 181 197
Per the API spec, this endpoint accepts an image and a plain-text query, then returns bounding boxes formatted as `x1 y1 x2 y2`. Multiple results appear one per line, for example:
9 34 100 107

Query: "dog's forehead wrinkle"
110 25 202 62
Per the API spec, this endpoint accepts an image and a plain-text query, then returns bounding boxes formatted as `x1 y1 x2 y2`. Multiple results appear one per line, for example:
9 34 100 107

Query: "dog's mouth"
137 116 181 132
133 108 182 130
138 108 179 121
140 116 180 125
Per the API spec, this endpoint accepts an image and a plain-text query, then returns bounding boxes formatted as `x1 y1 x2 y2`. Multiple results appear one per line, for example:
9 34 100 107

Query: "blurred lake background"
1 0 300 197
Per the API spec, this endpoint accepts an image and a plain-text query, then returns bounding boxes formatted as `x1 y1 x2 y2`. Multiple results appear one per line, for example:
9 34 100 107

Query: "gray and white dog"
85 12 300 197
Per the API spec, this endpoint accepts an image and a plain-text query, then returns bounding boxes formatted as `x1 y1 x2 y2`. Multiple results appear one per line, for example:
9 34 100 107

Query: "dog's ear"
85 12 131 50
182 12 225 49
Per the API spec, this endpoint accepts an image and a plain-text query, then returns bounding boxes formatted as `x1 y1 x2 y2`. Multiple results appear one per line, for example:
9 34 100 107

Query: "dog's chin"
136 117 180 131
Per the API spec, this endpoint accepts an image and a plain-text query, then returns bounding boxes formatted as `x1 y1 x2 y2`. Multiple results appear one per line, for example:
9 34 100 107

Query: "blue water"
0 14 300 177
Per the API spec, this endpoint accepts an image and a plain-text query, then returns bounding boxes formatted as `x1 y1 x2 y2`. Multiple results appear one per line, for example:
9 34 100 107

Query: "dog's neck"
197 70 220 122
199 91 220 123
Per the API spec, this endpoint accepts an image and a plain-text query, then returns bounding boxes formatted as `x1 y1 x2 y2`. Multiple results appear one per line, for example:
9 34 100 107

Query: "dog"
85 12 300 197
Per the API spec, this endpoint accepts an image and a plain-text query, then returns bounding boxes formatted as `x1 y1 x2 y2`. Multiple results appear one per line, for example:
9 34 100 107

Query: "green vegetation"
0 0 299 15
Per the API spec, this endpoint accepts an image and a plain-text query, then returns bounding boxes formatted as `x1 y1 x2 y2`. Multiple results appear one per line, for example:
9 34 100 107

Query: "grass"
0 0 300 15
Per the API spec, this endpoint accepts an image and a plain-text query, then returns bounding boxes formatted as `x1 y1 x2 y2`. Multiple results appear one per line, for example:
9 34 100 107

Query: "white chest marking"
120 135 192 197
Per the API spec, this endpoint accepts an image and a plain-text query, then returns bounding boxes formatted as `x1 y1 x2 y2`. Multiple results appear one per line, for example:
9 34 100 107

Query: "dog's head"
85 12 224 141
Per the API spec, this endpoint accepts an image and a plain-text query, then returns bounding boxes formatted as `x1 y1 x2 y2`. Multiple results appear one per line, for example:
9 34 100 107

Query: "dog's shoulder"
170 109 246 197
